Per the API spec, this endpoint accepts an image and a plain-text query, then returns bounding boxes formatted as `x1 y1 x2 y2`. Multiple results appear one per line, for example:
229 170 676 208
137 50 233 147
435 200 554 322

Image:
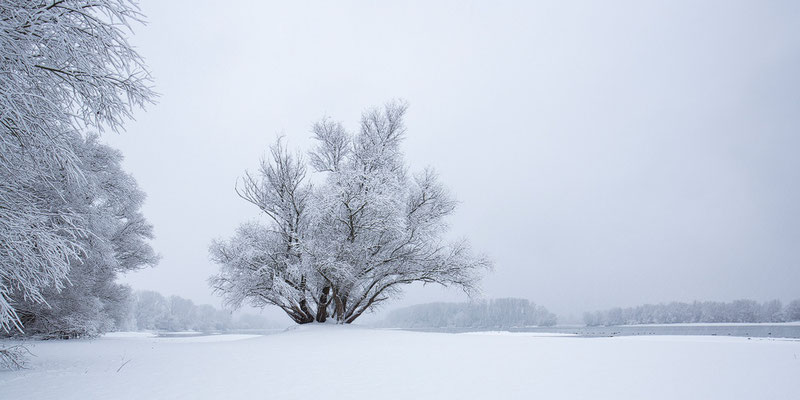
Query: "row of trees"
379 298 557 329
1 0 155 348
129 291 280 332
5 289 280 338
584 299 800 326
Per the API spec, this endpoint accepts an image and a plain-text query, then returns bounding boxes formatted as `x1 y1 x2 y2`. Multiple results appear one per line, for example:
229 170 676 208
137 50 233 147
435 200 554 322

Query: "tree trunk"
315 287 330 322
296 299 314 324
332 295 347 323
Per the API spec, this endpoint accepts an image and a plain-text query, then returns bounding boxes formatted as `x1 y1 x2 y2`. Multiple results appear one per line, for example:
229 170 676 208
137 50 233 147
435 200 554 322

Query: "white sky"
105 0 800 323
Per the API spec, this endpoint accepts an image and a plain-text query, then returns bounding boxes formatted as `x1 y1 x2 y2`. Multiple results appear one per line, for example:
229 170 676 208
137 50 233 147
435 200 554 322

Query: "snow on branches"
0 1 154 332
210 101 491 324
9 135 158 339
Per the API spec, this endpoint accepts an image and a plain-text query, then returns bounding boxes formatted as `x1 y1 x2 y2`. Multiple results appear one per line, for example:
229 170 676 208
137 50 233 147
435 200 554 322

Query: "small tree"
211 101 491 324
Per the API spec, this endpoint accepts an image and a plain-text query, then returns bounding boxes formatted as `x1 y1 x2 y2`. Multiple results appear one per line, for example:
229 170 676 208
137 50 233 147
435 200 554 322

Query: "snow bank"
2 326 798 399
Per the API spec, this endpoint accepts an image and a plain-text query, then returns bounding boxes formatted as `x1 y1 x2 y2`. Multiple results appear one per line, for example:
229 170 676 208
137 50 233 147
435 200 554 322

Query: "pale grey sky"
106 0 800 323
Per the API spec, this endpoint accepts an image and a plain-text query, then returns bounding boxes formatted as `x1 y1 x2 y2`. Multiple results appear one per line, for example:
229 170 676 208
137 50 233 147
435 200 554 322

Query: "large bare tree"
210 101 491 324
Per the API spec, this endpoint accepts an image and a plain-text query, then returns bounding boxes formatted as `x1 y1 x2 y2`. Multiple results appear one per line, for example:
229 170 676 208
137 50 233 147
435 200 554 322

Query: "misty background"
104 1 800 323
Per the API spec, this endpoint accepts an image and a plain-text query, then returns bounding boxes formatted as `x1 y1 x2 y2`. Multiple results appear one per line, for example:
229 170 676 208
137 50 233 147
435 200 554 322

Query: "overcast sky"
105 0 800 323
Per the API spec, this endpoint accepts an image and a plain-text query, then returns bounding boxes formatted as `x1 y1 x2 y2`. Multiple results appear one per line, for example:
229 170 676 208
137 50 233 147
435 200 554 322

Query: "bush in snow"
0 344 30 370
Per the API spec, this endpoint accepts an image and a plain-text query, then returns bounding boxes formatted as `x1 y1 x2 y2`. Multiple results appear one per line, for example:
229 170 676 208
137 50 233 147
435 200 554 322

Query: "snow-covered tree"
210 101 491 324
0 0 154 332
164 296 196 331
759 299 784 323
132 290 169 330
9 135 157 338
785 299 800 322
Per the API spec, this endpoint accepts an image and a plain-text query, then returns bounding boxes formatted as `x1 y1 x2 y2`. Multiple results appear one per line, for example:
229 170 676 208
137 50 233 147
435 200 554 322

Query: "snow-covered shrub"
0 344 30 370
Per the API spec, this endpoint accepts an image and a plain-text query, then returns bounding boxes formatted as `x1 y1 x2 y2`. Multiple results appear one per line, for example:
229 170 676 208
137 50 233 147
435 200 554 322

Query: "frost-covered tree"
9 135 157 338
759 299 784 323
194 304 232 332
0 0 154 333
210 101 491 324
785 299 800 322
132 290 169 330
164 296 196 331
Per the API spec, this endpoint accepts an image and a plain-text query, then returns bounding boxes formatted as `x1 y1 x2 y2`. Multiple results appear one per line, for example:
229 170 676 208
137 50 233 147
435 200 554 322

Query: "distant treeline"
126 291 281 332
380 298 557 328
5 288 280 339
584 299 800 326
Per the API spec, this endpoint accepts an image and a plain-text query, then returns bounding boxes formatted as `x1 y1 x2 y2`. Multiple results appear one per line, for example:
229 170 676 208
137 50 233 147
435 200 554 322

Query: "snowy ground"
2 326 799 399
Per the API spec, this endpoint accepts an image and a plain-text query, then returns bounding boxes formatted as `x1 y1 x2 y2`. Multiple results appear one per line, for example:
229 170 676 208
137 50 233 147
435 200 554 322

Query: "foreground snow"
2 325 799 399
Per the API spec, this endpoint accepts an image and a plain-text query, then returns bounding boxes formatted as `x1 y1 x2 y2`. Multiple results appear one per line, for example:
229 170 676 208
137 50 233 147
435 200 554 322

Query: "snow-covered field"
2 326 799 399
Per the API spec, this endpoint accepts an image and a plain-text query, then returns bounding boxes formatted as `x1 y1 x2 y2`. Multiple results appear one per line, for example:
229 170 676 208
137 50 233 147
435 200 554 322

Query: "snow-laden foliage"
0 1 154 332
379 298 558 329
210 101 491 324
8 135 157 338
584 298 800 326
